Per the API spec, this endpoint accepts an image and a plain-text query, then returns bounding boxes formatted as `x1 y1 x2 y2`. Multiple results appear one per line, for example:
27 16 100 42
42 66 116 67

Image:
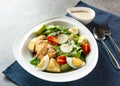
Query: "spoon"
93 26 120 69
103 24 120 56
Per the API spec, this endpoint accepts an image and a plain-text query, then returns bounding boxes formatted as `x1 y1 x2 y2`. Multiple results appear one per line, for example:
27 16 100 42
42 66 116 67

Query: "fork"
102 23 120 56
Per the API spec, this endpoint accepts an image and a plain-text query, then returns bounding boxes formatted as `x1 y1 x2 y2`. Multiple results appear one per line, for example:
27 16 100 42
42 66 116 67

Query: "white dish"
67 7 95 25
13 16 98 82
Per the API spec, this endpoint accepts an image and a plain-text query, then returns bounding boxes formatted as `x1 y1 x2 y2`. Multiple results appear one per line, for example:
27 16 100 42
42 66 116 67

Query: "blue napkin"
3 1 120 86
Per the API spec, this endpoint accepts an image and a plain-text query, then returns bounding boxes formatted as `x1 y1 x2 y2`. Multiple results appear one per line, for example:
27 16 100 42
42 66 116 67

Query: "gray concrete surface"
0 0 120 86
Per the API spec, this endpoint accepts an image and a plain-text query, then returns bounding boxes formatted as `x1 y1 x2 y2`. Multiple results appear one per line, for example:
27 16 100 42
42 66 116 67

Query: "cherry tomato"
57 56 67 65
82 43 90 55
47 36 59 45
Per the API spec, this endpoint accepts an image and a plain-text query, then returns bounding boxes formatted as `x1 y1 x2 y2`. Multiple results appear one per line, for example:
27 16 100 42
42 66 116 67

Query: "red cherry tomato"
47 36 59 45
57 56 67 65
82 43 90 55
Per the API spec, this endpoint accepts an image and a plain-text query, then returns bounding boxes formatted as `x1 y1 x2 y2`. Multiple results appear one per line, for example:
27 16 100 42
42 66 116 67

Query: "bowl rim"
13 15 98 82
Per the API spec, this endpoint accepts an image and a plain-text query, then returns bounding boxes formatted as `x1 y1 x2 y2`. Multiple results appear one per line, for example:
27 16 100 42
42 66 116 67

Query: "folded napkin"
3 1 120 86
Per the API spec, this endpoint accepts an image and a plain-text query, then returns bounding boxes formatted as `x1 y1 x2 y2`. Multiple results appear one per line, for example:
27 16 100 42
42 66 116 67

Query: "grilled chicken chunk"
47 44 56 58
35 42 48 61
36 35 46 40
34 35 48 61
34 35 56 60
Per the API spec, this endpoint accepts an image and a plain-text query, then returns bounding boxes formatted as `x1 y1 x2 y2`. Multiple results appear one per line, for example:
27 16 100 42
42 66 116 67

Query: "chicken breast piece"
35 42 48 61
34 35 56 60
35 35 48 61
47 44 56 58
36 35 46 41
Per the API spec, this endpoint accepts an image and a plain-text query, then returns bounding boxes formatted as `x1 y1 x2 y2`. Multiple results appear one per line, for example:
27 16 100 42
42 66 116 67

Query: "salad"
28 24 90 73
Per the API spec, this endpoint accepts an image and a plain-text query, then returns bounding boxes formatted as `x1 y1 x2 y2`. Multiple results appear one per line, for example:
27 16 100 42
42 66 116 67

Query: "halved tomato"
57 56 67 65
81 43 90 55
47 36 59 45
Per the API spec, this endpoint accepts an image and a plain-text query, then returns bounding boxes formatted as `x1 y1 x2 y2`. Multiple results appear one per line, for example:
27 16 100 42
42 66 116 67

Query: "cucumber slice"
57 34 68 44
60 44 73 53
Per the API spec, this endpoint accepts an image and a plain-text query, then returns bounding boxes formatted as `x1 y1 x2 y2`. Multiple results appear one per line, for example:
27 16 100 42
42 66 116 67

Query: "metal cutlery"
102 24 120 56
93 26 120 69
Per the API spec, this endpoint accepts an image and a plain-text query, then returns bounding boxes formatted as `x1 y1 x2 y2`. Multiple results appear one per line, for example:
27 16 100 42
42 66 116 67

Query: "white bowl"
13 16 98 82
67 7 95 25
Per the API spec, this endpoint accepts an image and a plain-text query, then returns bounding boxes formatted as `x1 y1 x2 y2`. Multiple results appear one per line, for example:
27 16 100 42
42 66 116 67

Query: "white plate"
13 16 98 82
